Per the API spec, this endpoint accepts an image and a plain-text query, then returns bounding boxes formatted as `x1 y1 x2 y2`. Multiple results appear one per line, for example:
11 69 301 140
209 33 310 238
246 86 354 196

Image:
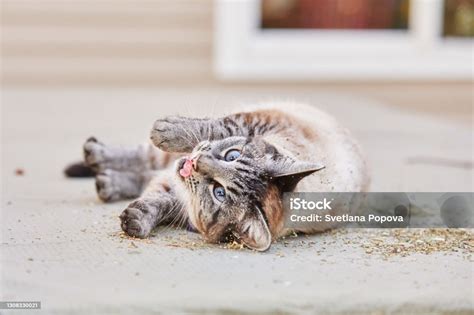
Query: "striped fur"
81 102 369 251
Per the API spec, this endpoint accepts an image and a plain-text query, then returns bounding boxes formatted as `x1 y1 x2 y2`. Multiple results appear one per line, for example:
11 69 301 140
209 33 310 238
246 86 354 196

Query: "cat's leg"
94 169 153 202
150 112 269 153
83 137 164 173
83 137 179 202
151 116 215 153
119 174 186 238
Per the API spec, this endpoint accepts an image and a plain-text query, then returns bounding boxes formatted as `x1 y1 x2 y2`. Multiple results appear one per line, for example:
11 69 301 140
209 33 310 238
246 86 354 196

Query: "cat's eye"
224 149 241 162
212 183 226 202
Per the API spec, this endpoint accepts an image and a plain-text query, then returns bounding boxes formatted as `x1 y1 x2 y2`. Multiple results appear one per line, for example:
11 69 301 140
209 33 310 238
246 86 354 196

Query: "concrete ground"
1 87 473 314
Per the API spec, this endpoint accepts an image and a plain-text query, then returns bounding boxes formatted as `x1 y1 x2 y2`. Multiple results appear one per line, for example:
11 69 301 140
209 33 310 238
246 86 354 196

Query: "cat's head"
175 136 323 251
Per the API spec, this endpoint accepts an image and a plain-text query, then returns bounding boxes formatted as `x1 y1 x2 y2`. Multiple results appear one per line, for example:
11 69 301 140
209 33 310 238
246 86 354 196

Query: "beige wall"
1 0 214 85
1 0 472 124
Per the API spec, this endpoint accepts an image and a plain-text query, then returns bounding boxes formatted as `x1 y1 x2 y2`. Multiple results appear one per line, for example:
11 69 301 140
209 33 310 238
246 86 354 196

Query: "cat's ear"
268 159 325 192
233 209 272 251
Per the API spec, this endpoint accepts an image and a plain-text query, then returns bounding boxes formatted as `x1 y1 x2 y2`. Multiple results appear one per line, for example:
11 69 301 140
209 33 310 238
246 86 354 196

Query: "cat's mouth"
176 157 196 181
177 155 200 180
176 157 200 194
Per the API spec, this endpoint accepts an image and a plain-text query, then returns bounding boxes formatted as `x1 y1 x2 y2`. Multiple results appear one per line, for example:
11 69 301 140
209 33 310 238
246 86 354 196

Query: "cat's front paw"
119 201 155 238
150 117 194 153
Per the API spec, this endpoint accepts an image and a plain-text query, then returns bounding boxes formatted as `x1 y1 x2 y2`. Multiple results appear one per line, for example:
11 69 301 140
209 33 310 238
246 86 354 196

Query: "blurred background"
1 0 472 122
262 0 472 35
262 0 411 29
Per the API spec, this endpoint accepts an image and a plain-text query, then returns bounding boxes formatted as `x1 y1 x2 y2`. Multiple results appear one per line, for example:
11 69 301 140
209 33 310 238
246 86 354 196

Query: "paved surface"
1 88 473 314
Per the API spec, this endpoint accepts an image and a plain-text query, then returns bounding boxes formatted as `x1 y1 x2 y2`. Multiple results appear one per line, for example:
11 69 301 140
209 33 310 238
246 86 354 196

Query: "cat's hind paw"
95 170 119 202
95 169 142 203
83 137 106 171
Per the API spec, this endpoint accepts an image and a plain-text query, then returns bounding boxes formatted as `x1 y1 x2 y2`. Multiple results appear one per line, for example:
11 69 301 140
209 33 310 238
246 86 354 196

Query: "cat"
65 102 369 251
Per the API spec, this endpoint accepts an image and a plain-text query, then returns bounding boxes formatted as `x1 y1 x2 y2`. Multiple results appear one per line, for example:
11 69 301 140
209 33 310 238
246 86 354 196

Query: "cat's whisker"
206 100 217 142
176 207 188 231
206 116 213 142
171 200 186 227
181 103 202 145
188 121 200 144
177 122 198 147
175 124 197 148
160 201 184 233
167 201 183 225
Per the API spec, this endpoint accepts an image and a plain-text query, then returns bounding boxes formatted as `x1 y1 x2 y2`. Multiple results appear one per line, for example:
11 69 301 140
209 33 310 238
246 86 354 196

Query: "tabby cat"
66 102 369 251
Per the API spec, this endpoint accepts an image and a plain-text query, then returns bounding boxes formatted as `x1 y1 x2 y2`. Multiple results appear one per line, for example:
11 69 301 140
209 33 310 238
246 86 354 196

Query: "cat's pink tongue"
179 159 193 178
